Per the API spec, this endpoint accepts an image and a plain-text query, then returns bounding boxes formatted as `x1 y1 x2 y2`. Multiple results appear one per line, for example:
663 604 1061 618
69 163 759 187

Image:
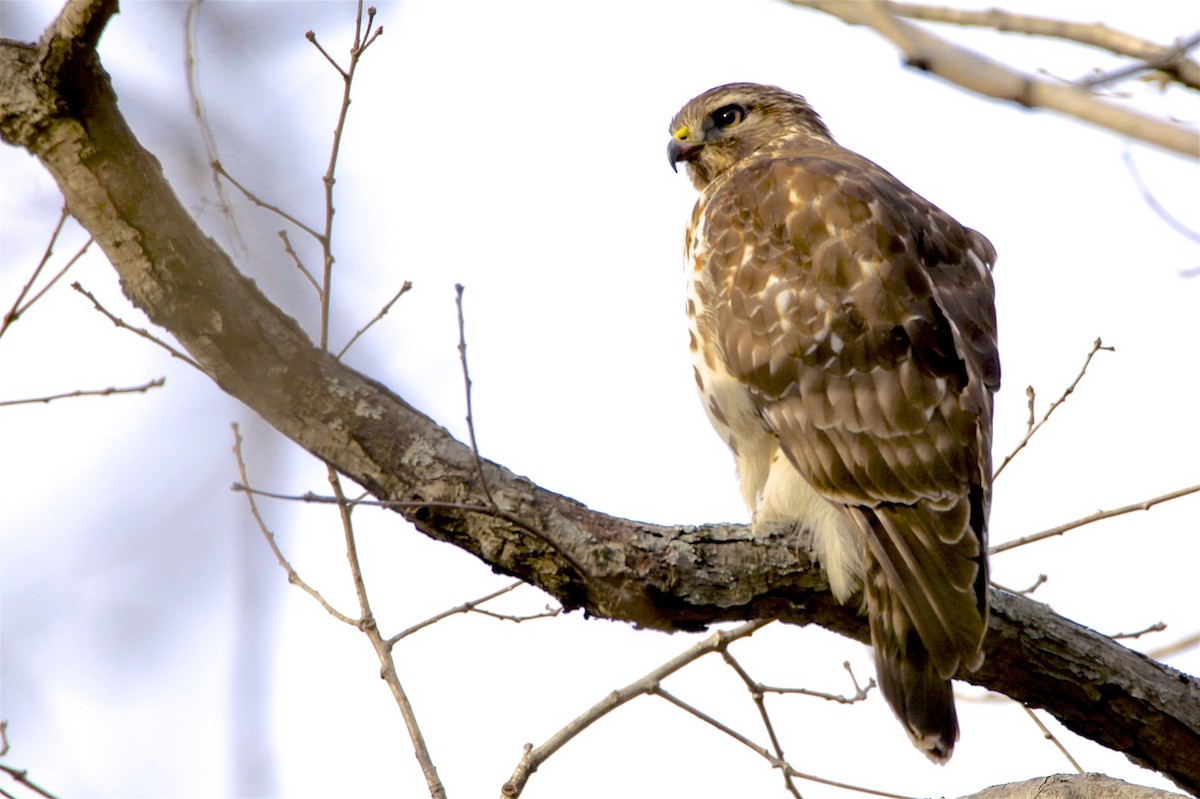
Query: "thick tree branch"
784 0 1199 158
1 1 1197 791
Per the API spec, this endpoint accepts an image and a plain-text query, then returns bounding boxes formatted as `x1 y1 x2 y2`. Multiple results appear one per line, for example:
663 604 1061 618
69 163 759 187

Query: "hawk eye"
712 104 746 129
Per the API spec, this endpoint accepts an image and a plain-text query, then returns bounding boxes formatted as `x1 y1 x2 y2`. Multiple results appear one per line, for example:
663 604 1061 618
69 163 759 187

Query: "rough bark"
2 1 1197 792
961 773 1187 799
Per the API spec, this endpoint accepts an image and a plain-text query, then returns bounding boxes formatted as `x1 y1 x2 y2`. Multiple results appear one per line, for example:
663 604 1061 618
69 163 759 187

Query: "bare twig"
660 673 917 799
1021 705 1085 774
993 338 1113 479
230 424 356 625
718 652 803 798
326 463 447 799
277 230 321 294
1079 31 1200 89
184 0 245 253
0 377 165 407
455 283 496 508
991 573 1048 596
471 605 561 624
501 621 771 798
655 686 796 782
336 280 413 359
0 763 60 799
1 208 92 339
388 580 524 646
313 2 383 351
758 659 875 704
991 483 1200 554
1109 622 1167 641
212 160 323 243
231 483 502 516
71 282 202 369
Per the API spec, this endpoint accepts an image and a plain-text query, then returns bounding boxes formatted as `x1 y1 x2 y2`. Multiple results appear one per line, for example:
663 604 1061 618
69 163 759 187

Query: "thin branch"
993 338 1113 479
783 0 1200 157
719 652 804 798
1 208 91 339
0 764 60 799
230 424 357 625
991 483 1200 554
184 0 245 254
387 580 524 646
230 483 502 516
304 29 347 78
336 280 413 359
211 160 324 243
326 462 447 799
471 605 560 624
1021 705 1085 774
660 678 919 799
1109 622 1167 642
70 282 202 369
0 377 165 407
758 660 875 704
991 574 1048 596
455 283 496 508
277 230 322 295
779 768 919 799
313 2 382 350
653 686 787 772
500 621 771 798
1080 31 1200 89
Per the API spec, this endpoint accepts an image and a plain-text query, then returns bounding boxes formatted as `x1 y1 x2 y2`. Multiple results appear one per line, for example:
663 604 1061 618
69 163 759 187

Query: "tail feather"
856 497 989 763
867 573 959 763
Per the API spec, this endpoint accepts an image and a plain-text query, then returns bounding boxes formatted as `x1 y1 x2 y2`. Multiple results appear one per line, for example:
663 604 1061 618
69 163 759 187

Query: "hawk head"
668 83 833 190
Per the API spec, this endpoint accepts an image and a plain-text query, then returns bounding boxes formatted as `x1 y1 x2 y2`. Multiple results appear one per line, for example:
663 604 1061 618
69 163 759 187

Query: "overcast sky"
1 1 1198 798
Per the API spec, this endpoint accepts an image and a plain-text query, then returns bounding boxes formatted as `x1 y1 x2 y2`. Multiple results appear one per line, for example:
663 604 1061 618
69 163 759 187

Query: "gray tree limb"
1 0 1197 792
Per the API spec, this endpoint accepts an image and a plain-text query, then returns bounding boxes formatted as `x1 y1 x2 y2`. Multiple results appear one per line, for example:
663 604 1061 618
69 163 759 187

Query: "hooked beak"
668 132 702 172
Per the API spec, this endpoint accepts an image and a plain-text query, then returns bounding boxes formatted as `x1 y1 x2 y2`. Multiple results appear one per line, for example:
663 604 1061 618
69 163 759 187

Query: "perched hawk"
667 83 999 762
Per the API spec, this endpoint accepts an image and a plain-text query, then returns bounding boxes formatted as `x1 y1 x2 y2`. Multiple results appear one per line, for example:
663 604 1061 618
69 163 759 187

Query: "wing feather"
701 144 997 751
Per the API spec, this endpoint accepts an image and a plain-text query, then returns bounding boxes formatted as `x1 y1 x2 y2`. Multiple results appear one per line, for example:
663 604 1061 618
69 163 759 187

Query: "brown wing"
702 147 997 760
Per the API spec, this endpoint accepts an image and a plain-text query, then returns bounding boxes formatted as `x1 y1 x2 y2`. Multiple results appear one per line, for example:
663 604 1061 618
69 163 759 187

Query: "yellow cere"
672 126 691 142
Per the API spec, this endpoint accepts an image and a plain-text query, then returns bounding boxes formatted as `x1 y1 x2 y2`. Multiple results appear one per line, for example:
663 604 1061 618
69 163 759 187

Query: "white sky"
1 1 1198 798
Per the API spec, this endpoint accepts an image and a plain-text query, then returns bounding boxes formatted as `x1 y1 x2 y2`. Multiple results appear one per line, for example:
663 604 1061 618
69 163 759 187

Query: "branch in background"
993 338 1113 480
501 621 772 798
70 282 202 369
0 207 92 339
336 279 413 359
990 483 1200 555
1021 705 1084 774
1108 622 1167 642
783 0 1200 157
184 0 245 254
325 462 448 799
231 423 357 625
310 3 383 351
0 377 164 407
882 2 1200 90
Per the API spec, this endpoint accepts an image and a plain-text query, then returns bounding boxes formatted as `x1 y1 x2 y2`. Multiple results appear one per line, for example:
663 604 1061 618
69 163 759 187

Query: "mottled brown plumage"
668 83 998 762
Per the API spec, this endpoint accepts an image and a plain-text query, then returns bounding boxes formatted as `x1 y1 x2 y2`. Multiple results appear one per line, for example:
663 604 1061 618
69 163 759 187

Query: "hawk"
667 83 999 762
